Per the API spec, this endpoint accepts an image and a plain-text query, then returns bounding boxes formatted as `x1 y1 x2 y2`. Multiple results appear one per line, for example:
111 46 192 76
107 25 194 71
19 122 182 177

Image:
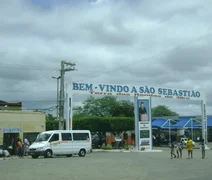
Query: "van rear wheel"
44 150 52 158
78 149 86 157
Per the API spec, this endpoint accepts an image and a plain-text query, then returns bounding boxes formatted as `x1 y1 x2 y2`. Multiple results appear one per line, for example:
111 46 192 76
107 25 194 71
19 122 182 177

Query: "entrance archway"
66 82 207 150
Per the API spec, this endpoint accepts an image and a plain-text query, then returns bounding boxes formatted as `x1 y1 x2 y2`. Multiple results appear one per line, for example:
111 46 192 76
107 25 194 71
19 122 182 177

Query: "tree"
46 114 59 130
73 96 134 117
112 100 134 117
152 105 179 117
73 116 134 135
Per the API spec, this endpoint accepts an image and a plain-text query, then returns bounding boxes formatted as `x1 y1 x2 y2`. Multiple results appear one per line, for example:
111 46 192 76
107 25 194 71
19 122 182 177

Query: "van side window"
73 133 89 141
62 133 72 141
49 134 59 142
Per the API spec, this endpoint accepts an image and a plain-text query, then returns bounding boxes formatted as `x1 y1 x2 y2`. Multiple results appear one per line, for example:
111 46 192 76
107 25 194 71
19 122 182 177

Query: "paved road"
0 149 212 180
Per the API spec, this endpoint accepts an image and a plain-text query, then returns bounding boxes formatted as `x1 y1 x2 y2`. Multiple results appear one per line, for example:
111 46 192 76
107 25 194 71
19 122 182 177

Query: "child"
170 142 176 159
176 139 183 159
200 139 205 159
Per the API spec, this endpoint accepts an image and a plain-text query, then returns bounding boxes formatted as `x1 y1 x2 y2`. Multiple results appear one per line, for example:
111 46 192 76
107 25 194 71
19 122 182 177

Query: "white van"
28 130 92 159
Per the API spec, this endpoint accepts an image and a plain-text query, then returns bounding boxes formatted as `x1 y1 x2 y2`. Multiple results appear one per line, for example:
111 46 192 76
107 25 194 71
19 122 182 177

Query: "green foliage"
45 114 59 131
152 105 179 117
73 96 134 117
73 116 134 135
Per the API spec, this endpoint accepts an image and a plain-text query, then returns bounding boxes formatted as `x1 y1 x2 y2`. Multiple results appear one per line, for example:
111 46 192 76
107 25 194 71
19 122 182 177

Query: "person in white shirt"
24 137 30 156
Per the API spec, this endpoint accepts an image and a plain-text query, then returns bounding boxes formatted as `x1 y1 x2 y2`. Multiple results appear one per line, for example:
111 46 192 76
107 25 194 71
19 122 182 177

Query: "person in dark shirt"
17 138 23 158
139 102 148 121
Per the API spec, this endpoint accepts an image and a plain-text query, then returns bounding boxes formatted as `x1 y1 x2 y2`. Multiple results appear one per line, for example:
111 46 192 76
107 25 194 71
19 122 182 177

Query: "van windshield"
35 133 52 142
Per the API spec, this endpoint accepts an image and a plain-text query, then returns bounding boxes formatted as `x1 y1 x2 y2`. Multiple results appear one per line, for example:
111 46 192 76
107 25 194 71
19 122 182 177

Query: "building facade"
0 110 46 154
0 100 22 111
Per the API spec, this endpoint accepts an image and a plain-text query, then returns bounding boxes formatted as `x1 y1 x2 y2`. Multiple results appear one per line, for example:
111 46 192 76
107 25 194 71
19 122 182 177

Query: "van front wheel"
79 149 86 157
44 150 52 158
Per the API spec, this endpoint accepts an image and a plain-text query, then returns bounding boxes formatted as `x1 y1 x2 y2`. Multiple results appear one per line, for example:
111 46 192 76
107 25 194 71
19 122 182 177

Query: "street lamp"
52 76 61 122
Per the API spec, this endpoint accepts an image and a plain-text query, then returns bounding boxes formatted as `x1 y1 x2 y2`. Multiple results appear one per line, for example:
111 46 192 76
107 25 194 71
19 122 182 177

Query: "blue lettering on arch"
168 89 172 95
196 91 201 97
178 90 183 96
158 88 162 94
110 85 116 92
72 83 93 91
163 89 167 95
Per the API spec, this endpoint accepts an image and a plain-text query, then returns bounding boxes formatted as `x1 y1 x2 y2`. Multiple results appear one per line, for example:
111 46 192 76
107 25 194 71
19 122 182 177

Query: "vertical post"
59 61 65 130
169 119 171 145
69 95 73 130
201 99 207 143
52 76 61 122
191 118 194 141
149 97 153 150
65 83 73 130
134 96 139 151
56 77 60 121
65 84 69 130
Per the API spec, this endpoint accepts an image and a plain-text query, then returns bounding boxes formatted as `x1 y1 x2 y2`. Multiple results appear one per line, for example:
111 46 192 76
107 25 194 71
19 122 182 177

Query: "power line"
1 70 59 98
71 31 212 95
1 32 212 103
0 62 104 73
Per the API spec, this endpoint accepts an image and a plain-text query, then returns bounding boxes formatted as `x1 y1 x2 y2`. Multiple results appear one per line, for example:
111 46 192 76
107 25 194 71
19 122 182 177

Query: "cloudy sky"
0 0 212 116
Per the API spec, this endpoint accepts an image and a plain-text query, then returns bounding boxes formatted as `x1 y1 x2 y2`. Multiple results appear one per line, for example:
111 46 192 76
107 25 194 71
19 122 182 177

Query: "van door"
61 132 72 154
72 132 90 153
49 133 60 155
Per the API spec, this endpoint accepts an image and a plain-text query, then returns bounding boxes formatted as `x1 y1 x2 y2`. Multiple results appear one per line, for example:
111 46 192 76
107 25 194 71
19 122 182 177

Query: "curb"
92 149 163 153
0 156 32 160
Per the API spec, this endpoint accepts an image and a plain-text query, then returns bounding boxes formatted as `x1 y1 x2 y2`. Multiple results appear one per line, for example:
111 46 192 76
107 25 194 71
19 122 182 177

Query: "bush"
72 116 134 134
101 146 113 150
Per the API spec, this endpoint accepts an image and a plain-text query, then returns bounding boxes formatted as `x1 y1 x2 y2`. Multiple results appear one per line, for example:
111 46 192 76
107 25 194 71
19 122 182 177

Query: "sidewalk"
0 156 31 160
154 143 212 150
92 148 163 153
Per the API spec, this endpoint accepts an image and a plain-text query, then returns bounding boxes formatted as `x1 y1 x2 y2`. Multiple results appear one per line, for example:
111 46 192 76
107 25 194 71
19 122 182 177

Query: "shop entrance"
3 133 19 155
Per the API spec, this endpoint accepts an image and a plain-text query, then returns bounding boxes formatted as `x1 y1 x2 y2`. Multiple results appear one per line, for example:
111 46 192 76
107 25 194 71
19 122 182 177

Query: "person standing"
17 138 23 158
200 139 205 159
24 137 30 156
139 102 148 121
186 137 193 159
176 138 183 159
170 142 176 159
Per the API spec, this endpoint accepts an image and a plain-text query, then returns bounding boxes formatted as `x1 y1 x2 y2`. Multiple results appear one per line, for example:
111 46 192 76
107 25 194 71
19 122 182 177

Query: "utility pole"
52 76 61 121
59 60 76 130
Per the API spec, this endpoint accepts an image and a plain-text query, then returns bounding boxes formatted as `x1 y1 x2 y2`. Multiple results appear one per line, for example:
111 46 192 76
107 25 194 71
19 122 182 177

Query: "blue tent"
161 120 176 129
171 117 191 128
207 117 212 128
189 118 212 128
152 118 167 129
184 120 201 129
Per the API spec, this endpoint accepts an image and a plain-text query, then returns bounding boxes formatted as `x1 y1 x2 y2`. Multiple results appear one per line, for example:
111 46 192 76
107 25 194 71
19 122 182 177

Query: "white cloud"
0 0 212 115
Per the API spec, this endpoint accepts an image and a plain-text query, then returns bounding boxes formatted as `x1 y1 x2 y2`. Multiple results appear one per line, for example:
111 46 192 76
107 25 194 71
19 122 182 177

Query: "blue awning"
184 120 201 129
208 117 212 127
161 120 176 129
172 117 191 128
152 117 212 129
188 118 212 128
152 118 167 129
